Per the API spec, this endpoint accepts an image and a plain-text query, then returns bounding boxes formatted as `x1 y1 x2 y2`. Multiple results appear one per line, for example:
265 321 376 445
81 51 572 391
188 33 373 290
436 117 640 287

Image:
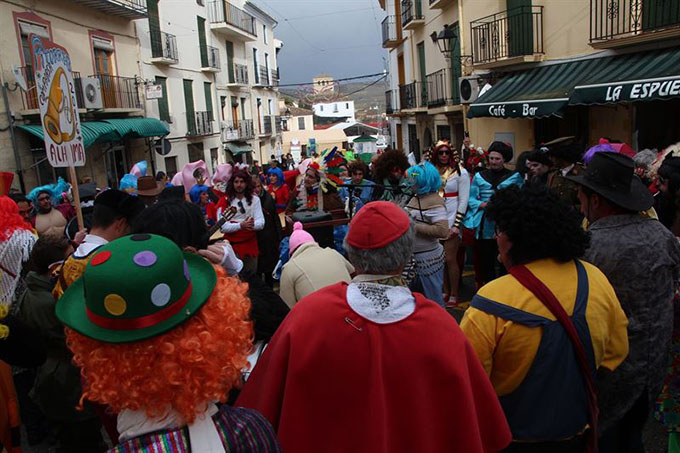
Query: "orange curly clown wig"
65 266 253 424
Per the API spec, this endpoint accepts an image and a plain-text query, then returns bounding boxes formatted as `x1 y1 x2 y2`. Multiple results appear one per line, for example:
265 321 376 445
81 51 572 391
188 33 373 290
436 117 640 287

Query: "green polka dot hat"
56 234 216 343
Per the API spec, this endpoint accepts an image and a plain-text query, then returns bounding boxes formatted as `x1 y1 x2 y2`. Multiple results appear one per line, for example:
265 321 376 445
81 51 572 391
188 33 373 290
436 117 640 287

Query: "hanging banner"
30 34 85 167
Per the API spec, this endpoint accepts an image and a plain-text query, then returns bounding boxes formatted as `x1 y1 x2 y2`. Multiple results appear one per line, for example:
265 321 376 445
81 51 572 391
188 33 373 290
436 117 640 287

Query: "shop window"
165 156 178 178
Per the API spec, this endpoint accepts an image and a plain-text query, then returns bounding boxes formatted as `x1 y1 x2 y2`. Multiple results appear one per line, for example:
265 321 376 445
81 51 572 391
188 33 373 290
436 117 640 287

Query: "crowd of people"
0 133 679 452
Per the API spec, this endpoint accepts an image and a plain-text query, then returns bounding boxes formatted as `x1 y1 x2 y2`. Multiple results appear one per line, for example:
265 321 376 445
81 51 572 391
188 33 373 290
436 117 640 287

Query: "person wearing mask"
567 152 680 452
463 141 523 288
432 141 470 307
267 167 290 214
279 222 354 308
237 202 512 453
461 185 629 452
216 169 265 275
405 162 449 306
253 175 281 288
34 190 66 237
52 189 145 299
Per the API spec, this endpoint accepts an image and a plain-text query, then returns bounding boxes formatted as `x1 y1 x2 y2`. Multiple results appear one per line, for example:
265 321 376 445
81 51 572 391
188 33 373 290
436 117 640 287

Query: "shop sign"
30 34 85 167
572 76 680 104
467 99 568 119
146 84 163 100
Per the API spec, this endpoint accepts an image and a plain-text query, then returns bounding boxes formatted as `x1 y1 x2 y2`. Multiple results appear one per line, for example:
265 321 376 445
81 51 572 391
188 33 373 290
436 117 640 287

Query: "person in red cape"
215 169 264 275
236 201 512 453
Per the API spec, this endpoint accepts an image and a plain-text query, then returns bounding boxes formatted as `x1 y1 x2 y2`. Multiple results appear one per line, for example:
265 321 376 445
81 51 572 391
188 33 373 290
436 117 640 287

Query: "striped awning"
468 47 680 119
17 121 121 148
102 118 169 138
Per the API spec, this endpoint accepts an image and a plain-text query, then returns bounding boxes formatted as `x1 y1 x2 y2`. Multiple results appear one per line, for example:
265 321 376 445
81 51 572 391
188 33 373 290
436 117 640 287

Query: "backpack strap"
509 263 598 452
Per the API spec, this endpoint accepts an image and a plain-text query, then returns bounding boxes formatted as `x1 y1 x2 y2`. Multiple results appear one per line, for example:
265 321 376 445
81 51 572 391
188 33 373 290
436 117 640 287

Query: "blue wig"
189 184 209 204
407 162 441 195
27 177 70 205
267 167 284 187
119 174 138 193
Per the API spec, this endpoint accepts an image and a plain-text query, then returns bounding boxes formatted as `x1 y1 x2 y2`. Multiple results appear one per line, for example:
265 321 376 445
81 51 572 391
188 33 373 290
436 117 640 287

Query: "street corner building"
0 0 284 192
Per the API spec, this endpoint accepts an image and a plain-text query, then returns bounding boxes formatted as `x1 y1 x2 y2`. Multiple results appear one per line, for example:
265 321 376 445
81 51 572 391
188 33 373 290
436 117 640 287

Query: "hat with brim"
565 152 654 212
56 234 216 343
136 176 164 197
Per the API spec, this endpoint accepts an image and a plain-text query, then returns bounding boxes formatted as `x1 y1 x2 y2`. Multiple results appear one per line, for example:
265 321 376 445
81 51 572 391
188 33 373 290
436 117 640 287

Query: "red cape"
237 282 511 453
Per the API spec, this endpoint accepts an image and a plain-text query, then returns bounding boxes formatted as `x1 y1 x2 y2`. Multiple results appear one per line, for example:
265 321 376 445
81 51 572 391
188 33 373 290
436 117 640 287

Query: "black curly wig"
486 185 590 265
373 149 410 182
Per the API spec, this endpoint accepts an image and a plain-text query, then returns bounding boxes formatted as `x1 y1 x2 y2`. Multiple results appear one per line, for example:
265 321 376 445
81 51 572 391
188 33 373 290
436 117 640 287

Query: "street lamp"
430 24 472 65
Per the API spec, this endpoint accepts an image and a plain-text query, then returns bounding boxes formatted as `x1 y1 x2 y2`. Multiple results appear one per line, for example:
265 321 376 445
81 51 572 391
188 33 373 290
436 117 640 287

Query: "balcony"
227 63 249 86
399 82 428 110
275 115 282 133
68 0 147 19
201 45 221 72
260 116 273 136
470 5 544 68
255 65 270 86
385 89 400 114
188 111 214 137
18 66 84 113
428 0 453 10
382 16 402 48
426 68 460 107
402 0 424 30
207 0 257 41
90 74 142 110
590 0 680 48
221 119 254 141
150 31 179 64
271 68 280 87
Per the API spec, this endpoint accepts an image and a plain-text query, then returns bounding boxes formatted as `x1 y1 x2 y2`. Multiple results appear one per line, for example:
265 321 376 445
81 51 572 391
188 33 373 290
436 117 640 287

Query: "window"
196 0 204 5
320 105 323 111
188 142 205 162
240 97 246 119
268 99 273 115
204 82 213 121
346 103 349 109
155 76 170 123
183 79 195 135
17 20 49 65
210 147 219 171
263 25 268 44
197 16 208 68
298 117 305 130
220 95 227 120
92 35 115 76
165 156 178 178
252 48 259 83
264 52 270 84
148 0 162 58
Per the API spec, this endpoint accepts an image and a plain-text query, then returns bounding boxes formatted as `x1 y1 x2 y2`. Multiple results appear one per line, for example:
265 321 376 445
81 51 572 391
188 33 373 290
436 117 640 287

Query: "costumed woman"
432 141 470 307
190 184 217 227
405 162 449 306
266 167 289 215
56 234 281 452
463 141 523 288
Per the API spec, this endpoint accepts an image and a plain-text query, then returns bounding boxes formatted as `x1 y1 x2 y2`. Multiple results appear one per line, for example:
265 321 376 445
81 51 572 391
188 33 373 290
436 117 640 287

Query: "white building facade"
313 100 355 123
136 0 283 179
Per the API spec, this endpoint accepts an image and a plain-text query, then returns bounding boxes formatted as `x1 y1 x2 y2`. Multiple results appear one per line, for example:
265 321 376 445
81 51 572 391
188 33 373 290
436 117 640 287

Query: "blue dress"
463 170 523 239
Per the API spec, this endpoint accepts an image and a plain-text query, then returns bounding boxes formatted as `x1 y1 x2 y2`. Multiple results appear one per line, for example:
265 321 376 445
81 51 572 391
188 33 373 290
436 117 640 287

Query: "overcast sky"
254 0 386 87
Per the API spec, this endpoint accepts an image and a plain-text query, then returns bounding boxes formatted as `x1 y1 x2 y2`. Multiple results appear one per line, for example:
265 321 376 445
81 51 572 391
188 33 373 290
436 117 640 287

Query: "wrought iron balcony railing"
150 30 179 63
470 5 544 65
401 0 423 28
232 63 248 84
261 116 273 135
275 115 282 133
426 68 461 107
257 65 270 86
590 0 680 42
201 45 221 70
221 119 254 141
189 111 214 136
19 66 84 111
382 16 398 45
90 74 142 110
207 0 257 37
68 0 147 19
271 68 280 87
399 82 427 110
385 89 399 114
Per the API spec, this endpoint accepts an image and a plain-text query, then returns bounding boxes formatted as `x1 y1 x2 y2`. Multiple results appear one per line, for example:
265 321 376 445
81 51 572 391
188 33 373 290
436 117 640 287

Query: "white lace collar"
346 278 415 324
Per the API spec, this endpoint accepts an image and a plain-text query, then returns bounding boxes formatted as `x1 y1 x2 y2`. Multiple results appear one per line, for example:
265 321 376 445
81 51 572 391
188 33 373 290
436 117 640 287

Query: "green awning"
353 133 378 142
467 47 680 119
225 143 253 155
17 121 121 148
102 118 169 138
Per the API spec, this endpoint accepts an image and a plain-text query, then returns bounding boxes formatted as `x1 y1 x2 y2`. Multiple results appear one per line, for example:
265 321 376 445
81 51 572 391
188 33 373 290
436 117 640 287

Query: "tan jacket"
406 193 449 240
279 242 354 308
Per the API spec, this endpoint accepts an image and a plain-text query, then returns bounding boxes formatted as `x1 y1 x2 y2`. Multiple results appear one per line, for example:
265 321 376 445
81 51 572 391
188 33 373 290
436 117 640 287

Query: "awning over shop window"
102 118 169 138
468 47 680 119
17 118 169 148
17 121 121 148
225 143 253 155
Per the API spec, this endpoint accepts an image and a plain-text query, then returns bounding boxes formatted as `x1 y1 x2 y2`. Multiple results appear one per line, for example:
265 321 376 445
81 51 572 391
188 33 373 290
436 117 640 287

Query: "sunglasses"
437 149 452 155
237 200 246 214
